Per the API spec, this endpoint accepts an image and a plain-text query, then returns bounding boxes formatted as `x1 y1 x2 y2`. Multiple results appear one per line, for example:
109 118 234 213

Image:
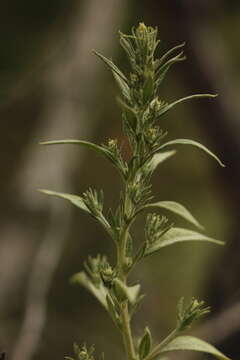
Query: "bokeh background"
0 1 239 359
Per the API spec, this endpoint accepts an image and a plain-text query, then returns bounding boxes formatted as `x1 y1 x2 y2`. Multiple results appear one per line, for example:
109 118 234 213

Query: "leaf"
159 138 225 167
119 33 135 60
145 227 224 256
93 50 128 82
156 43 185 68
71 271 108 309
143 201 203 230
40 139 127 176
148 150 176 172
106 294 121 329
113 71 131 100
157 93 217 117
113 278 140 304
155 51 186 86
143 71 154 102
138 327 152 360
39 189 90 213
160 335 231 360
130 294 146 318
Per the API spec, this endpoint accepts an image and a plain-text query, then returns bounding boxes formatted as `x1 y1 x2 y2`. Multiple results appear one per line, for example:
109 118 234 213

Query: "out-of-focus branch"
10 1 126 360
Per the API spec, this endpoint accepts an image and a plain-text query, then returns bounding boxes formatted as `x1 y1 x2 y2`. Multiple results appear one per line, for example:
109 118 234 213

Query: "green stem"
117 184 137 360
121 302 137 360
118 226 129 280
145 328 179 360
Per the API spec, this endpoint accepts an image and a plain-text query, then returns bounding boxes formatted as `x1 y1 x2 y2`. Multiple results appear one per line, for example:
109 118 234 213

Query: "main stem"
121 302 137 360
118 190 137 360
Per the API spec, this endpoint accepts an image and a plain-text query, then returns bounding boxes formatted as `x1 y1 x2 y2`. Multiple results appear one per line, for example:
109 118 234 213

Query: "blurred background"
0 1 239 359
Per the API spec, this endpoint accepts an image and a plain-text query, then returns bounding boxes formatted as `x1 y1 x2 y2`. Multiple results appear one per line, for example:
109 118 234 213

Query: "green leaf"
148 150 176 172
143 201 203 230
71 271 108 309
40 189 113 238
93 50 128 82
156 43 185 68
155 51 186 87
157 93 217 117
113 71 131 100
158 138 225 167
113 278 140 304
160 335 231 360
119 33 136 61
106 294 121 329
143 71 154 103
138 327 152 360
40 139 126 176
145 227 224 256
39 189 90 213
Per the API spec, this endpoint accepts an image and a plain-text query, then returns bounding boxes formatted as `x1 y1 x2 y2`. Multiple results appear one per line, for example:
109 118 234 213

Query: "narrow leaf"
93 50 128 82
106 295 121 329
143 201 203 230
156 52 186 86
139 327 152 360
158 94 217 117
159 138 224 167
40 139 126 175
148 150 176 172
71 272 108 309
156 43 185 68
145 227 224 256
39 189 90 213
113 71 130 100
160 335 230 360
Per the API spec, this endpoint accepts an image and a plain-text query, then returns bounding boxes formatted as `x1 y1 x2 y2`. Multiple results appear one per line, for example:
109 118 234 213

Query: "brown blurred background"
0 1 239 359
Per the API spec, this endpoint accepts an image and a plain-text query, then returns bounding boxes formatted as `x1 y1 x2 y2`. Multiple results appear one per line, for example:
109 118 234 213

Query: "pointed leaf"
159 138 224 167
143 201 203 230
148 150 176 172
71 272 108 309
145 227 224 256
39 189 90 213
130 294 146 318
113 71 130 100
156 52 186 86
160 335 230 360
113 278 140 304
158 94 217 117
106 294 121 329
139 327 152 360
119 33 135 61
156 43 185 68
93 50 128 82
40 139 126 176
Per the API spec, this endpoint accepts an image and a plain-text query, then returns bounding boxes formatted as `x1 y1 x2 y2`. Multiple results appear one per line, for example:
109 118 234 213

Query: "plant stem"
117 184 137 360
145 328 179 360
121 302 137 360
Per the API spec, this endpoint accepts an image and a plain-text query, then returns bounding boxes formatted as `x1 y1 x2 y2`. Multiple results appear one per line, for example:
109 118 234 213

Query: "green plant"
40 23 230 360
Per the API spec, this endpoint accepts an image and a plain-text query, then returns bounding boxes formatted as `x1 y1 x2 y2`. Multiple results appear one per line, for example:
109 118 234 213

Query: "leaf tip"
38 188 47 194
38 188 53 196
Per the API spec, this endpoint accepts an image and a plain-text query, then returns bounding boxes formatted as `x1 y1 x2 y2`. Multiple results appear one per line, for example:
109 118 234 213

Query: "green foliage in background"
40 23 229 360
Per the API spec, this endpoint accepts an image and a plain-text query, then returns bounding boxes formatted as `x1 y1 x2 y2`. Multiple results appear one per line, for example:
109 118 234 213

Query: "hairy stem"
117 183 137 360
121 302 137 360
